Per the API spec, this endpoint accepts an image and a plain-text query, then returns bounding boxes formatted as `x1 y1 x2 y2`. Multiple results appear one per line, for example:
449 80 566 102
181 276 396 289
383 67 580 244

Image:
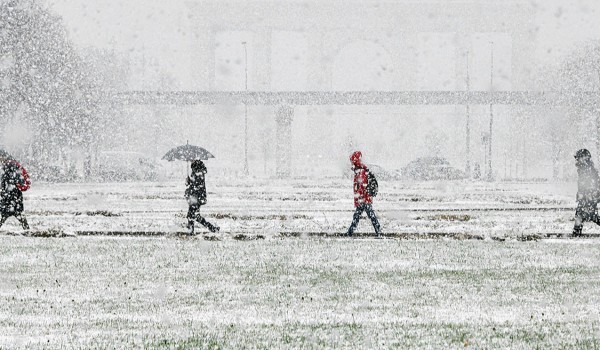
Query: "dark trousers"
573 204 600 234
0 213 29 230
187 204 218 233
347 204 381 236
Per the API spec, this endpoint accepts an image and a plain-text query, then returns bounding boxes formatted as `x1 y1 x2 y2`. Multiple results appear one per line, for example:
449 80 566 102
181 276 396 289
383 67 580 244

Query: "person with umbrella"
0 151 30 230
162 142 219 235
185 160 219 234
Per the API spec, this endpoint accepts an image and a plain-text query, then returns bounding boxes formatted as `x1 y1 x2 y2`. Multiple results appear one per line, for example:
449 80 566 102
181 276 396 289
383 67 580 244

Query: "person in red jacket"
0 158 30 230
346 151 381 237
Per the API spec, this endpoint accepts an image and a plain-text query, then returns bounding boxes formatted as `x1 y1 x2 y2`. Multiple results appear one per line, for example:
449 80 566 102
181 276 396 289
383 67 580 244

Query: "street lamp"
488 41 494 181
465 50 471 179
242 41 249 176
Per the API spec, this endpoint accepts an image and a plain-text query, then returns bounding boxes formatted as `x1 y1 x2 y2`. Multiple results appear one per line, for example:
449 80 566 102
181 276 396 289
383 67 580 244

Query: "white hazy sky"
44 0 600 89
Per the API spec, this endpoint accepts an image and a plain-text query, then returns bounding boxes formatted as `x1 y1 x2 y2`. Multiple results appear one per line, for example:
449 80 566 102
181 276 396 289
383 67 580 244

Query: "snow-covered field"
1 179 600 348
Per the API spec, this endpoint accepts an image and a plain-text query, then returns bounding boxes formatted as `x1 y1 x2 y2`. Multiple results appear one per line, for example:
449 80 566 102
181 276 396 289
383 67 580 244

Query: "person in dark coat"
346 151 381 237
0 158 29 230
573 149 600 236
185 160 219 234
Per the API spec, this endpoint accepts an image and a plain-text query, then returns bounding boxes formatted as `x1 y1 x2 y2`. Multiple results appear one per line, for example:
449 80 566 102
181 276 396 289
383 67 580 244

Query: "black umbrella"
162 142 215 162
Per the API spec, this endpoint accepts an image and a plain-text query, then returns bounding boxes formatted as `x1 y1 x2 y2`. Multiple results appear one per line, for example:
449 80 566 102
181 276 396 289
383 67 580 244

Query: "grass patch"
175 212 311 220
27 228 73 238
2 238 600 348
148 333 225 350
74 210 122 217
233 234 265 241
210 213 311 221
144 321 600 349
415 214 472 222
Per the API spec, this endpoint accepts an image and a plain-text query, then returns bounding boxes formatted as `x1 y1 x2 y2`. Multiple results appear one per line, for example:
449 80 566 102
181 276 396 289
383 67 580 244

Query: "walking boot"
186 220 195 235
209 223 220 233
20 217 30 230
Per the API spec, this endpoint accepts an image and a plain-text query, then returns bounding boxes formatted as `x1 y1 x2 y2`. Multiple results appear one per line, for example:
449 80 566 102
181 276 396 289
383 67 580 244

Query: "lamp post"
487 41 494 181
242 41 249 176
596 69 600 164
465 50 471 179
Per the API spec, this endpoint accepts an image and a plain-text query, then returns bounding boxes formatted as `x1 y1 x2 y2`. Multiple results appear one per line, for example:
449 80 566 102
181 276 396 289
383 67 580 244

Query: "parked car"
402 157 465 180
96 152 158 182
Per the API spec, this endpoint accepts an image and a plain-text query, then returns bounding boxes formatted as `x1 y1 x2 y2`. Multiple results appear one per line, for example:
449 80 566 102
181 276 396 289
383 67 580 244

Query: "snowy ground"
1 179 600 348
1 238 600 349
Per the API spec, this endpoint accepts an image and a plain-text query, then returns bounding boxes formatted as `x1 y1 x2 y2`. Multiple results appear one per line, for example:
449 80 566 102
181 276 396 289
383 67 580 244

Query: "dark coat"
576 160 600 207
0 162 25 215
185 169 207 206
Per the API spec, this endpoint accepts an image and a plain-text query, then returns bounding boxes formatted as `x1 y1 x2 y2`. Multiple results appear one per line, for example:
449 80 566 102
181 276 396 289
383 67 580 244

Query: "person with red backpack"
346 151 381 237
0 158 30 230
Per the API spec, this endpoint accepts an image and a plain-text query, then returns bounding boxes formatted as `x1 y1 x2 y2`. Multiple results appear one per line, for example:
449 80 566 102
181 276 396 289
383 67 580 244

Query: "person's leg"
186 204 199 234
573 206 589 236
194 206 219 233
365 204 381 236
196 215 219 233
0 214 7 229
16 214 29 230
346 205 365 236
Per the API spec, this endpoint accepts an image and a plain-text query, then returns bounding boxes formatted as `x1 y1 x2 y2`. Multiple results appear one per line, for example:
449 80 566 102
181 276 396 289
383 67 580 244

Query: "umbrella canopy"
162 143 215 162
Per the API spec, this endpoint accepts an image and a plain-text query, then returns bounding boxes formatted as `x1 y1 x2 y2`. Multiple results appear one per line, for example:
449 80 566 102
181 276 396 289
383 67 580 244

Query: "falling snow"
2 0 600 348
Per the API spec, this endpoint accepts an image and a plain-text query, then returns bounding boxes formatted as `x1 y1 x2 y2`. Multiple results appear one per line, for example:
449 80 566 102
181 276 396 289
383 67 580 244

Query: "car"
402 157 465 180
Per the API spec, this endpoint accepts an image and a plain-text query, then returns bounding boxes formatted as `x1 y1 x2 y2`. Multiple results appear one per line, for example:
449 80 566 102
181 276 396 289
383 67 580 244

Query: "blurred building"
182 0 539 178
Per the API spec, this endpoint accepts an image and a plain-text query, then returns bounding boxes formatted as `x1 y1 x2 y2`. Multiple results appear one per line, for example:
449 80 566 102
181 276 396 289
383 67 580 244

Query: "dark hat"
575 149 591 159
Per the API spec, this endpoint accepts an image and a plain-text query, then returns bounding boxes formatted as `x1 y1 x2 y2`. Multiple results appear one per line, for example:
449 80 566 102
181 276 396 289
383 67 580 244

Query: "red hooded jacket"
350 151 372 207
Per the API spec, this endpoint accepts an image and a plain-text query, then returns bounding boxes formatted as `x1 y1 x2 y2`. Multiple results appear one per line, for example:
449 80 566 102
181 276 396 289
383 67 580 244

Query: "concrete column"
275 105 293 178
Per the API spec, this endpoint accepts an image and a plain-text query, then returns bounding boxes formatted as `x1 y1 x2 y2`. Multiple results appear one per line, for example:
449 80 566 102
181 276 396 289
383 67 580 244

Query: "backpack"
366 170 378 197
8 160 31 192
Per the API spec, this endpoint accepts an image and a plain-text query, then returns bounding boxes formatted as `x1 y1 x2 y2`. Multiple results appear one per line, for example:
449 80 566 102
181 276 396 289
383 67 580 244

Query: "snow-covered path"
1 179 591 238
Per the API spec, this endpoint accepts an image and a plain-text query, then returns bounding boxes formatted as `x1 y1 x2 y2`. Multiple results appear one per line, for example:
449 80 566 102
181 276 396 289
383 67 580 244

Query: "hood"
350 151 365 169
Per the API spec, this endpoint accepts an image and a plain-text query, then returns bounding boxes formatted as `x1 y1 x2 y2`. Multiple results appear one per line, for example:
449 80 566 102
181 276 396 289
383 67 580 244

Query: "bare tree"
0 0 99 177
